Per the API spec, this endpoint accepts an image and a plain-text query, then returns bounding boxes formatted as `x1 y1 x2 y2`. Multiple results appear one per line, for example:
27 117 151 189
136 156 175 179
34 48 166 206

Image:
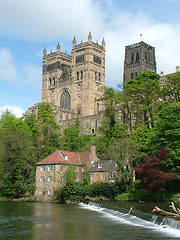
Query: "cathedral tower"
41 33 105 131
123 41 156 85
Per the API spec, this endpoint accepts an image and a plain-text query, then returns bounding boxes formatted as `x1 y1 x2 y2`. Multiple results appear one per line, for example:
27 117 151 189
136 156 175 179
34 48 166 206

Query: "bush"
115 193 132 201
57 182 120 203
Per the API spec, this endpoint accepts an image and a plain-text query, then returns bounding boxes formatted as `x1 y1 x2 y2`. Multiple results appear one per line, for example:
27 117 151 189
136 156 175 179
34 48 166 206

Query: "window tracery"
60 90 71 110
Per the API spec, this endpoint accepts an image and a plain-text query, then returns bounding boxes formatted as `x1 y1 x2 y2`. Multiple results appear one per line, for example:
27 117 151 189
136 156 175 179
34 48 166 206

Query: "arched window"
136 52 139 62
49 78 51 87
145 53 147 63
97 103 99 113
60 90 71 110
131 53 134 63
99 73 101 81
95 72 97 80
131 73 134 79
53 77 55 87
81 70 83 80
77 72 79 80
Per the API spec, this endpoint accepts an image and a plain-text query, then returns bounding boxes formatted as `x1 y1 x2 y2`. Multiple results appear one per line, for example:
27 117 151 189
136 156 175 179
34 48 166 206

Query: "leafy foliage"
135 152 178 193
145 102 180 173
124 71 161 129
161 71 180 103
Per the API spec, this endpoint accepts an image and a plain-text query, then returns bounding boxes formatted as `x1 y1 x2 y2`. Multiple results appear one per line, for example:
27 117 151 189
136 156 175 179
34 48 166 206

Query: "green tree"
60 118 93 152
34 103 61 159
124 71 161 129
145 102 180 174
101 137 140 191
0 110 30 133
0 126 36 198
162 71 180 103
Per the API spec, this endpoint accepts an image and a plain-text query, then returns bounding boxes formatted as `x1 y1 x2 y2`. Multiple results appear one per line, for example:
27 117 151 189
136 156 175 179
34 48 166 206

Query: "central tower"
123 41 156 85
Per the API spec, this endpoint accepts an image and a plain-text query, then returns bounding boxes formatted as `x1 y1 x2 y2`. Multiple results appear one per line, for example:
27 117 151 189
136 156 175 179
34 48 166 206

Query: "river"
0 201 180 240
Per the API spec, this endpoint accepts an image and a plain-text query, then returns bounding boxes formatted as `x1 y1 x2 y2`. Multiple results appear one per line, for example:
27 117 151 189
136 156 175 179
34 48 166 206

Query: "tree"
0 126 36 198
124 71 161 129
162 71 180 103
101 137 140 191
135 152 178 193
60 118 93 152
145 102 180 174
34 103 61 159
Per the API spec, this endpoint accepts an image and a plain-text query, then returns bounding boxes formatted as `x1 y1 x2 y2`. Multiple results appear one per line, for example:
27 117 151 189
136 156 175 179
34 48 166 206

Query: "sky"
0 0 180 118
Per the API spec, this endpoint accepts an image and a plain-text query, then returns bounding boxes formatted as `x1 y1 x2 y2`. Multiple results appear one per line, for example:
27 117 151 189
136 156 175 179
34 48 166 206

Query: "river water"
0 201 180 240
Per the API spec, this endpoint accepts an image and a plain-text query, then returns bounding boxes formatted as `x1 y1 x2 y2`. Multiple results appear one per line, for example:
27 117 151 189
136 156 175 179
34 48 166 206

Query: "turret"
43 47 47 58
72 36 76 49
88 32 92 43
102 38 105 50
57 42 60 53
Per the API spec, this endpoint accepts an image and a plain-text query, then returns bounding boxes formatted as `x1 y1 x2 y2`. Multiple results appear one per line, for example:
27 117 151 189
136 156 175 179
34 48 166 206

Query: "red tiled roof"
37 150 90 165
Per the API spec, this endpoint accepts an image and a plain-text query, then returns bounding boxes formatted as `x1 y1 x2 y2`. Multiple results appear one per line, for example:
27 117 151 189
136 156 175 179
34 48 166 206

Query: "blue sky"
0 0 180 117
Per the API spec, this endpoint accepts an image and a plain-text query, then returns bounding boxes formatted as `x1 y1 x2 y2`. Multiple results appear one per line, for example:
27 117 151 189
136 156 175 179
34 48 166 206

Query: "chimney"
176 66 180 72
90 144 98 164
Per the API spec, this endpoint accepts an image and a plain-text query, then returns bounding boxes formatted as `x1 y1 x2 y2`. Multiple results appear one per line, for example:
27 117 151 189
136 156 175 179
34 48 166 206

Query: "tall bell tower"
71 32 105 117
123 41 156 85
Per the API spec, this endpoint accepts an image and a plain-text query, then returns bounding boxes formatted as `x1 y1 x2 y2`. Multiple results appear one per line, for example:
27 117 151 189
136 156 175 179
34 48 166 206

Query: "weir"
79 202 180 238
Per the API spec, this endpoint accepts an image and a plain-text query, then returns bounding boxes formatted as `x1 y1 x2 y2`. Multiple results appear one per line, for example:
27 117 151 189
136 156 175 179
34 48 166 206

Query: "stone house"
89 160 119 184
35 145 98 202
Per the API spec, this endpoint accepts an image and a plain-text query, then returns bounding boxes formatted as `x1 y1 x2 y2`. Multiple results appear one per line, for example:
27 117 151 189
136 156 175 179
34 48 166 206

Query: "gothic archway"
60 89 71 110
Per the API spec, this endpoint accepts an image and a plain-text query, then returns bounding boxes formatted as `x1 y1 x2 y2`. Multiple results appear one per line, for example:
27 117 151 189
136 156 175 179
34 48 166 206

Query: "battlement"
75 40 104 50
126 41 155 51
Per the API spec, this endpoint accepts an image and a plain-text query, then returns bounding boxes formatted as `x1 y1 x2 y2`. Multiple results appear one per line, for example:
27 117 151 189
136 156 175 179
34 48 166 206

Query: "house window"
40 166 45 171
48 166 52 171
64 155 68 160
40 176 45 182
101 173 103 179
48 189 52 195
111 171 116 178
61 166 67 171
82 167 85 172
75 177 79 182
76 167 79 172
48 176 52 182
98 164 102 169
91 173 94 180
61 176 66 182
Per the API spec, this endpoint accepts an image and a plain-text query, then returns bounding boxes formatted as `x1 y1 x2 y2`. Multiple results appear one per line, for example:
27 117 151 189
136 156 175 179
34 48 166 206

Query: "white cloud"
0 0 179 88
0 105 25 118
0 48 19 84
0 47 41 88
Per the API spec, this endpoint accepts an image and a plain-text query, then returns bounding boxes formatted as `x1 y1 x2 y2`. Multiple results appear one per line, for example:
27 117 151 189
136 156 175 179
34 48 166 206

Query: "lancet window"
60 90 71 110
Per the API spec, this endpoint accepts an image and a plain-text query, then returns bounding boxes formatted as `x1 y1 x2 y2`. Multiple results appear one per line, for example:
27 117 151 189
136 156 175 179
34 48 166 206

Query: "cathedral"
23 33 157 133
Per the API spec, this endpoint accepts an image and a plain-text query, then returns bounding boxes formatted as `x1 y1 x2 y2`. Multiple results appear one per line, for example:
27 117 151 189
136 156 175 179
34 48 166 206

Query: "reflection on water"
0 201 180 240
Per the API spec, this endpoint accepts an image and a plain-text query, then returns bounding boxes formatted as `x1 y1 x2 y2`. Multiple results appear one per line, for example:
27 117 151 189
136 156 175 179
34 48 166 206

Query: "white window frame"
75 177 79 182
48 165 53 171
40 166 45 171
90 173 94 180
98 164 102 169
64 155 68 160
47 176 52 182
76 167 79 172
61 166 67 171
101 173 103 179
40 176 45 182
61 176 66 182
48 189 52 195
